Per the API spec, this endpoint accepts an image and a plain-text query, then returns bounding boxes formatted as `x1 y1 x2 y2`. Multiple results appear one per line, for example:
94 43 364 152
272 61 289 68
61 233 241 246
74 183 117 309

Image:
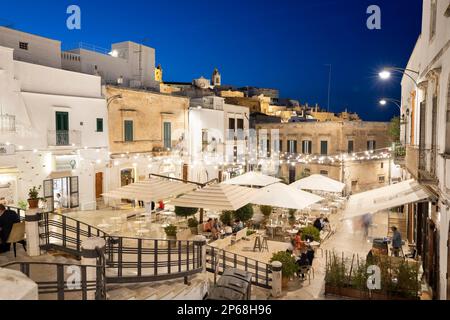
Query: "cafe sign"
55 155 78 171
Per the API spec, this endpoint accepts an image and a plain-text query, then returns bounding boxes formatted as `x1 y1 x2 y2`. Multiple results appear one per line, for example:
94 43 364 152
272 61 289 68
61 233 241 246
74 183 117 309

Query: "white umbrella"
171 184 258 211
251 183 324 210
290 174 345 193
222 171 281 187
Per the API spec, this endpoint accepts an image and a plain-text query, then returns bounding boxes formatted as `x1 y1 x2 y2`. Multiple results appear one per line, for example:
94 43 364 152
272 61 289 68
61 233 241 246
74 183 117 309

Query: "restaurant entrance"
43 176 79 212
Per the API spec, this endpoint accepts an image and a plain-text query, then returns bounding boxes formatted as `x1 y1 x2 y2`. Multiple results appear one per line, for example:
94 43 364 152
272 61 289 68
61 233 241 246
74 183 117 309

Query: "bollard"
271 261 283 298
25 209 42 257
194 235 207 273
81 237 106 300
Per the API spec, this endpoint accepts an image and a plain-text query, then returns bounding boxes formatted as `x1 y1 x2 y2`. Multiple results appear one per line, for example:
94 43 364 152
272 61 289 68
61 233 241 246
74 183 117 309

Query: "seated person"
211 218 221 240
232 219 244 234
0 204 21 253
294 231 306 252
313 214 325 232
296 253 311 279
203 218 214 233
156 200 165 212
224 226 233 236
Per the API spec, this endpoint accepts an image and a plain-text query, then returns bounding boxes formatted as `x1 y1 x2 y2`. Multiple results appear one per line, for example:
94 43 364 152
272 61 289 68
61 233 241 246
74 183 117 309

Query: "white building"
400 0 450 300
0 44 109 211
189 96 249 183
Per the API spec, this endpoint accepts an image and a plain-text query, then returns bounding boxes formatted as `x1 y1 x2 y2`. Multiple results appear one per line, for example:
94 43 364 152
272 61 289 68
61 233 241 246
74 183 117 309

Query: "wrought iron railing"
47 130 82 147
206 246 272 289
39 212 107 257
105 237 203 284
0 261 106 300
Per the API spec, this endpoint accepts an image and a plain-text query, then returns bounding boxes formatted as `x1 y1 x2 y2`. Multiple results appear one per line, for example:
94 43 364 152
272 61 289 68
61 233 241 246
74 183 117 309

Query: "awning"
171 184 257 211
222 171 281 187
47 171 73 180
290 174 345 193
102 179 197 202
343 179 431 219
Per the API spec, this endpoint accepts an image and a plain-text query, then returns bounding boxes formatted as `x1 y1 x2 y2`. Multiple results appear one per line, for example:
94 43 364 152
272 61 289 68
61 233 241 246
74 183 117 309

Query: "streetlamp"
378 67 419 86
379 98 401 112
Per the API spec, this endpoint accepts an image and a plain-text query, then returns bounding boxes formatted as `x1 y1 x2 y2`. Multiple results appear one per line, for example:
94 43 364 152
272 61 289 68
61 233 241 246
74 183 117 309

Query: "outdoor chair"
298 265 315 284
7 222 27 258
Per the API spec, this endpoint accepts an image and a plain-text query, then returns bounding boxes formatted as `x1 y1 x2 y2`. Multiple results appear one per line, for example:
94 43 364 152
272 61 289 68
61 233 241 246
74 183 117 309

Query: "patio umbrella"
222 171 281 187
251 183 324 210
290 174 345 194
170 184 258 211
101 179 197 202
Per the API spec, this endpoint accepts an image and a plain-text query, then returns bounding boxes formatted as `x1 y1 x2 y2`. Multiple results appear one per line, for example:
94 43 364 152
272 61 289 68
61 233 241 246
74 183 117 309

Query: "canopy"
251 183 324 210
343 179 431 219
102 179 197 202
222 171 281 187
290 174 345 193
170 184 257 211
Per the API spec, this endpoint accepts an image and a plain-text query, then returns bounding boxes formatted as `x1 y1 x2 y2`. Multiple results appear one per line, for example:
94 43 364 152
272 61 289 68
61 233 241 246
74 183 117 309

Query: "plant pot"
28 199 39 209
190 227 199 235
166 235 178 247
340 287 369 300
324 285 341 296
282 276 290 289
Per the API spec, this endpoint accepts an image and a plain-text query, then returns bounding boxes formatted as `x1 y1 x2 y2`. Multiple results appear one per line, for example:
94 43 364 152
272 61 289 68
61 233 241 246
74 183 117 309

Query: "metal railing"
40 212 107 257
6 206 26 221
0 261 106 300
47 130 82 147
206 246 272 289
105 237 203 284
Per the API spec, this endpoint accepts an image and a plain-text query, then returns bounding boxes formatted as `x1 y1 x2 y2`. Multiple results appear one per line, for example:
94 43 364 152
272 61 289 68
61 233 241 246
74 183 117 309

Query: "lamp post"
379 98 401 112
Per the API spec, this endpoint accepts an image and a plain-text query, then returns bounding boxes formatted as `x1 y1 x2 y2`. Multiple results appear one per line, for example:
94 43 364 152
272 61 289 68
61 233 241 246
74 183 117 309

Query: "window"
124 120 134 142
381 162 384 169
19 42 28 50
320 170 328 176
378 176 386 184
55 112 69 146
367 140 376 151
237 119 244 130
347 140 354 154
288 140 297 154
320 141 328 155
302 140 312 154
351 180 358 187
163 122 172 149
430 0 437 40
278 140 283 153
96 118 103 132
202 129 208 152
228 118 236 140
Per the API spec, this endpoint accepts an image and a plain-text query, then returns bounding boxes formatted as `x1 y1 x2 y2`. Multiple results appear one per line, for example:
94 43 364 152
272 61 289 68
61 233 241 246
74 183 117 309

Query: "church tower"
212 68 221 87
155 64 163 82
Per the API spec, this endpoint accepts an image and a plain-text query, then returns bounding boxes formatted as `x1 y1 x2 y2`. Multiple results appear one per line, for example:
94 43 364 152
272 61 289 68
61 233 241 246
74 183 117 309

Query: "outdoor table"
266 224 282 239
287 229 299 236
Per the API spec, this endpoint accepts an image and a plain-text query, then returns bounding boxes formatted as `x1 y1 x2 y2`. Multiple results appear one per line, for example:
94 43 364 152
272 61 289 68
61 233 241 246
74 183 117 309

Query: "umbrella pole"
200 208 204 224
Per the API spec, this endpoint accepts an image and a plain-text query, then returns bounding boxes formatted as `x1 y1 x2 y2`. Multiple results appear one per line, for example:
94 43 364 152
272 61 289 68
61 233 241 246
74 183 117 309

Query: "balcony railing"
405 145 438 185
393 143 406 165
48 130 82 147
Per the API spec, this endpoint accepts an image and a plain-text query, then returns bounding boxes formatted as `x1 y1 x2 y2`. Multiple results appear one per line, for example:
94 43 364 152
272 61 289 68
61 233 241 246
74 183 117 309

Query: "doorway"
95 172 103 199
289 166 296 184
44 176 79 211
121 169 135 187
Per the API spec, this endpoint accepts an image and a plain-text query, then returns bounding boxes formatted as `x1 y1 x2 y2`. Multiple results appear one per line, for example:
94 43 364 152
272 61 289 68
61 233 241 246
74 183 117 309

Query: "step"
134 286 159 300
107 287 137 300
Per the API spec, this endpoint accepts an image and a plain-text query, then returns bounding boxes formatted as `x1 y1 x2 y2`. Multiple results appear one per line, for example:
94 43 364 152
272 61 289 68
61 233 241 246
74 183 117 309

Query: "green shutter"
124 120 133 142
96 118 103 132
164 122 172 149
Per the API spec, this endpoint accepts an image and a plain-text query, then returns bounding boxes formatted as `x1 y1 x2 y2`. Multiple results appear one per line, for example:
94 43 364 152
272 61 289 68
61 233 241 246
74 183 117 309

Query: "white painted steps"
106 273 209 300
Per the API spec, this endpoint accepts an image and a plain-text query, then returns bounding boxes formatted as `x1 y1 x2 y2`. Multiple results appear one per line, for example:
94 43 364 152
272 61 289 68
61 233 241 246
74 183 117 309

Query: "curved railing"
0 261 106 300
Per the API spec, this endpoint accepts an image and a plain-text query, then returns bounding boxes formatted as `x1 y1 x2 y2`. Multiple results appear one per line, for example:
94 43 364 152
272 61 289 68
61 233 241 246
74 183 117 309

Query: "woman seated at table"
294 231 306 252
211 218 222 240
203 218 214 233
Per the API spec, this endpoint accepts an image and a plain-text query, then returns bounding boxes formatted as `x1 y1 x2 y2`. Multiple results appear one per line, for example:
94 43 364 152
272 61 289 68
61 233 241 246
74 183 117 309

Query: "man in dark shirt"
0 204 21 253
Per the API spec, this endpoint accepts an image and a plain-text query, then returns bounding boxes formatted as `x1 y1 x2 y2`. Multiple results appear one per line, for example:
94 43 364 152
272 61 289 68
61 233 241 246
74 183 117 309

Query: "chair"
7 222 27 258
298 265 315 284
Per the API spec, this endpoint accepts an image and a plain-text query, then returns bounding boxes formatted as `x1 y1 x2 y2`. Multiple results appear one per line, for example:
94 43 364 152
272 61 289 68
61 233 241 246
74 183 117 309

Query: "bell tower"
212 68 221 87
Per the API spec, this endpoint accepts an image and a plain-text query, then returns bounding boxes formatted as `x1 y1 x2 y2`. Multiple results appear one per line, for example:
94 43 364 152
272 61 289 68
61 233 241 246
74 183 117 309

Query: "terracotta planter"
325 285 341 296
282 276 290 289
28 199 39 209
340 287 369 300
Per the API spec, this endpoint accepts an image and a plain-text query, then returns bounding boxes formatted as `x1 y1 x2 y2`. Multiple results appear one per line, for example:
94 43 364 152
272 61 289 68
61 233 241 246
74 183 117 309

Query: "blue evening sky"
0 0 422 121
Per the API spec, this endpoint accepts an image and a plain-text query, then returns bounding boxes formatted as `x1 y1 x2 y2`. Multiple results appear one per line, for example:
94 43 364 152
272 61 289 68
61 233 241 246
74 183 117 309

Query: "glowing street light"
379 70 391 80
379 99 387 106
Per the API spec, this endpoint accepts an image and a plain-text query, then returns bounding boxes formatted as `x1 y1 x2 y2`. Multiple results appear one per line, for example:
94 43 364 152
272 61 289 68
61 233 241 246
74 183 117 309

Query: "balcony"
48 130 81 147
405 145 438 185
393 143 406 166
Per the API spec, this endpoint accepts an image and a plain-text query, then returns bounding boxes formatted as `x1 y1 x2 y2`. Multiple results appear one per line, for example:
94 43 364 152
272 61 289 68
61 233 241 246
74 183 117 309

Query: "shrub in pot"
188 218 199 235
28 186 42 209
233 204 254 223
301 226 321 242
175 206 198 219
220 211 234 226
270 251 299 288
260 205 273 219
164 224 177 239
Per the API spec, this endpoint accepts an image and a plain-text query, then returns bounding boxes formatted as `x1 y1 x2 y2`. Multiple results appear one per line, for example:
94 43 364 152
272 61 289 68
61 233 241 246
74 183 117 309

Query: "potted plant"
260 205 273 220
188 217 199 235
175 206 199 219
288 209 297 226
28 186 42 209
270 251 299 289
18 200 28 210
164 224 178 245
233 204 254 223
301 226 321 242
220 211 234 226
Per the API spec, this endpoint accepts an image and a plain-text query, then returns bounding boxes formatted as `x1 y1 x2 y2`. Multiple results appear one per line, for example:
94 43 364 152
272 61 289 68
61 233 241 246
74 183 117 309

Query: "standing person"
391 226 403 257
0 205 20 253
362 213 372 239
313 214 325 231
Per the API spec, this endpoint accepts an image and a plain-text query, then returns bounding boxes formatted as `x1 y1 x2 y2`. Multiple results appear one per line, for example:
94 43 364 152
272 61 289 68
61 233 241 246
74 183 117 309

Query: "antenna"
325 64 332 112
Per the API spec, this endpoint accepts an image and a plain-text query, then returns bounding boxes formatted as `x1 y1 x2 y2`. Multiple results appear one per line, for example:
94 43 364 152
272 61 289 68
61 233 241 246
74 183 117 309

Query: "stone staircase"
106 274 209 300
